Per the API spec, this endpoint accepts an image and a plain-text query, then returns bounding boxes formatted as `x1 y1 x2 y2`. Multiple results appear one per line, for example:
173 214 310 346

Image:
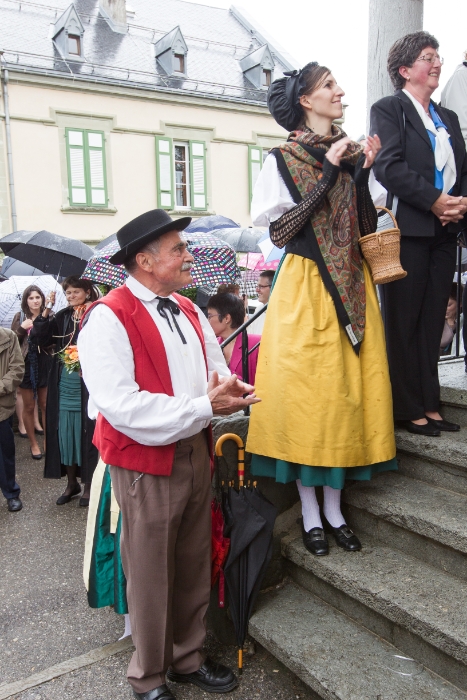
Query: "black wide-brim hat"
109 209 192 265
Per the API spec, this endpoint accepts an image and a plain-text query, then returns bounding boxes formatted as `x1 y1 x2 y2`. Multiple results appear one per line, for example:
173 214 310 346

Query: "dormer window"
154 27 188 77
68 35 81 56
262 69 272 87
52 4 85 61
240 44 275 89
174 54 185 74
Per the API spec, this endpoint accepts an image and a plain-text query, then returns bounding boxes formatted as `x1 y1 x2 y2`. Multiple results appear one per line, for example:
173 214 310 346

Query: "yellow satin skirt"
246 254 396 468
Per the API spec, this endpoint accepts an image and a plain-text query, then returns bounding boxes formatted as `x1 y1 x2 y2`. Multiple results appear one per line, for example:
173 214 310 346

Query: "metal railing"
220 303 267 415
439 242 464 362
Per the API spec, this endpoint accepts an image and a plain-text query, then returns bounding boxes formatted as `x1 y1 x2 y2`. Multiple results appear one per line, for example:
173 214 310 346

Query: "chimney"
99 0 127 34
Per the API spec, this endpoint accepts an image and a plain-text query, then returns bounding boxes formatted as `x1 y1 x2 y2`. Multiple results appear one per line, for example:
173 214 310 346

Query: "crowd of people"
0 28 467 700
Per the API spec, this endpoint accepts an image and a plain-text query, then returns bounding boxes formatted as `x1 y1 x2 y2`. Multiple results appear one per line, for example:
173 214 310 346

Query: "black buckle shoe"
133 684 176 700
426 416 460 432
300 519 329 556
404 420 441 437
167 658 238 693
329 523 362 552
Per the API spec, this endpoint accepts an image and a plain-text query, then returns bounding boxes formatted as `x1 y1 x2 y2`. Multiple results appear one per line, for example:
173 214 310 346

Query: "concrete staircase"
248 360 467 699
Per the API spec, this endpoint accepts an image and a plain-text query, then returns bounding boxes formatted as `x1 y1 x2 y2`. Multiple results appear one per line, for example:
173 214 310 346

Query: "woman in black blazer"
370 30 467 436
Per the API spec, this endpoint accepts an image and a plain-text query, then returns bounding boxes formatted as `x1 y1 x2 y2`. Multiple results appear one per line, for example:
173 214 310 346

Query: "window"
173 53 185 74
248 145 267 201
65 129 107 207
262 69 272 87
156 137 207 211
174 143 190 207
68 34 81 56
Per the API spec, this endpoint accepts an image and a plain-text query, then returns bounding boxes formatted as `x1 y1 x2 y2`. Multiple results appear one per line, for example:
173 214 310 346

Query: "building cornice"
5 69 276 117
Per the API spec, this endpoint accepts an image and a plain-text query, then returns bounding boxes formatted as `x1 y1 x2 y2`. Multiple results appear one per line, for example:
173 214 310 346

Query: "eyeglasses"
256 284 272 290
207 313 222 320
416 53 444 65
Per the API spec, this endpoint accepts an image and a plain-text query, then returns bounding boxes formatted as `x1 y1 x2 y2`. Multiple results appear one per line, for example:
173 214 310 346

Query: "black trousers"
380 225 457 421
0 416 20 500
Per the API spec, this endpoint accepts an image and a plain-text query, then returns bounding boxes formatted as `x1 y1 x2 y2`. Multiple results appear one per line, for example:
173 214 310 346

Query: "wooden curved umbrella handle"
215 433 245 486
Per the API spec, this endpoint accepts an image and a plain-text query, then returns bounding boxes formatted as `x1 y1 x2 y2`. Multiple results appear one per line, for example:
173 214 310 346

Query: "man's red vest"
82 285 211 476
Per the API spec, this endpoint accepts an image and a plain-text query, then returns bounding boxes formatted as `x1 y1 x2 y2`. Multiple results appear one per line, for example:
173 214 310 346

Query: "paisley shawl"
277 127 367 351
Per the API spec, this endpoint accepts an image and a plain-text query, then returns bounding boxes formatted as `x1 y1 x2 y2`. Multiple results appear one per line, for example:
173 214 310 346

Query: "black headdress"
267 63 319 131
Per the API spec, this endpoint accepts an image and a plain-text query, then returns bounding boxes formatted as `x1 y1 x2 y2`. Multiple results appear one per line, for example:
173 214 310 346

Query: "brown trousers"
110 430 211 693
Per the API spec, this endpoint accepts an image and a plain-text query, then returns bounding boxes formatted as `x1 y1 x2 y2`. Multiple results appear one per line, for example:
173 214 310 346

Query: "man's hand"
432 194 466 224
208 372 261 416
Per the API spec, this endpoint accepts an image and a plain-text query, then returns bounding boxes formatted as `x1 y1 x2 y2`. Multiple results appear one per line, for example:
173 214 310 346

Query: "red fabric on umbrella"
211 500 230 591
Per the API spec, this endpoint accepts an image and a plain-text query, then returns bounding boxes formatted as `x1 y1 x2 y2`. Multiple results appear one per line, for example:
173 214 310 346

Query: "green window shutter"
156 136 174 210
66 129 87 205
189 141 207 211
66 128 107 207
86 131 107 206
248 145 263 201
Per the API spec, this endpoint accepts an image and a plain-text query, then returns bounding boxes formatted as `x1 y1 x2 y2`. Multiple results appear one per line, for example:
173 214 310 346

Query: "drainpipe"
0 52 17 231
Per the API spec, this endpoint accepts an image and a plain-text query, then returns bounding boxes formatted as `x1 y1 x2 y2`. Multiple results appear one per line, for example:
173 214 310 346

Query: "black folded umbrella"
0 230 94 278
215 434 278 673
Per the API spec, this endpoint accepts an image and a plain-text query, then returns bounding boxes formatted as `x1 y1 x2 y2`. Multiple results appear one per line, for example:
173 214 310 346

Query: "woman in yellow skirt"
246 62 397 556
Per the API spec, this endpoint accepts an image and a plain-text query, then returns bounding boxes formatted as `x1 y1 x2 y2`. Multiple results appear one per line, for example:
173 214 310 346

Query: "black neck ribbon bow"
156 296 187 344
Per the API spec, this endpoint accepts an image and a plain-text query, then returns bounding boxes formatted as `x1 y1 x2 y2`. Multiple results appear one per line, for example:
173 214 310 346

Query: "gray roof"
0 0 297 105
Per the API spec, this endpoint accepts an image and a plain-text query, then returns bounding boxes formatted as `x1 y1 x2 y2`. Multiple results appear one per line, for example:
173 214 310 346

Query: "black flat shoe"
133 685 176 700
404 420 441 437
7 497 22 512
56 484 81 505
18 431 28 438
35 428 44 435
30 449 43 460
300 519 329 556
79 497 89 507
167 658 238 693
426 416 460 432
327 522 362 552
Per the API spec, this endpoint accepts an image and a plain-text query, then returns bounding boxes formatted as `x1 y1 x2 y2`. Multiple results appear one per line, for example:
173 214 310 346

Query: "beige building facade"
0 0 293 243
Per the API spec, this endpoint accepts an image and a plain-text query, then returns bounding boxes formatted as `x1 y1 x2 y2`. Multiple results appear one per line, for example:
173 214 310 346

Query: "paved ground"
0 434 315 700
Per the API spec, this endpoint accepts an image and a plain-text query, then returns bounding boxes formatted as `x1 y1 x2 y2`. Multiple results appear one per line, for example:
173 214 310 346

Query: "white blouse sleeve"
250 154 296 226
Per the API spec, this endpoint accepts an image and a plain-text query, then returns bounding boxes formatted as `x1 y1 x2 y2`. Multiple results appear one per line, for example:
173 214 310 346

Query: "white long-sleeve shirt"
441 63 467 145
78 275 230 446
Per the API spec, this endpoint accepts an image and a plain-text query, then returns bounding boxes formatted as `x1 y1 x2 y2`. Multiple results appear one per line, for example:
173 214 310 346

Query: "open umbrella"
0 256 47 278
82 233 240 290
0 275 67 328
0 230 93 278
216 434 278 674
213 227 263 253
185 215 239 233
94 233 117 251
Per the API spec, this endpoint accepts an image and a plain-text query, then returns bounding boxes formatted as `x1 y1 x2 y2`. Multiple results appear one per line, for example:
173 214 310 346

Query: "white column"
367 0 424 119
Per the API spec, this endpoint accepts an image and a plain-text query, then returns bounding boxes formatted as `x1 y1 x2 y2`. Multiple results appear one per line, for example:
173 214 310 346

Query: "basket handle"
375 206 398 229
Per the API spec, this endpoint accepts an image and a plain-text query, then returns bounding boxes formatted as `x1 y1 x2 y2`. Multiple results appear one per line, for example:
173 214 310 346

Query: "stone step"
439 360 467 425
343 472 467 580
396 428 467 495
249 581 466 700
281 508 467 690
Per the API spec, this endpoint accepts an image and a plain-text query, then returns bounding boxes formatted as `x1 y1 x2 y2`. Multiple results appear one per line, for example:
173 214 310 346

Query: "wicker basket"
359 207 407 284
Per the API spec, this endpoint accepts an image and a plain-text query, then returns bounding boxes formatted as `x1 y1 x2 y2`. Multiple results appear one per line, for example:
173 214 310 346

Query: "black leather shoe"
404 420 441 437
167 658 238 693
133 685 175 700
31 449 43 460
300 519 329 556
328 523 362 551
79 497 89 507
426 416 460 432
7 497 22 512
56 484 81 505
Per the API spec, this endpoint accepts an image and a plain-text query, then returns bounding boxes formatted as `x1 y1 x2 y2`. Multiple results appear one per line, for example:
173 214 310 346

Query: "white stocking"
296 480 322 532
323 486 346 528
119 613 132 640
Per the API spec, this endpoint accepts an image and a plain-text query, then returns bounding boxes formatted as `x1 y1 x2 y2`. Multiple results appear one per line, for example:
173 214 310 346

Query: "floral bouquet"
58 345 80 374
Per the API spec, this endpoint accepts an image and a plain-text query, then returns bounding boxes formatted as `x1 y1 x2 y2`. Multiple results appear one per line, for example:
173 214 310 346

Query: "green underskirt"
58 369 82 467
251 455 398 489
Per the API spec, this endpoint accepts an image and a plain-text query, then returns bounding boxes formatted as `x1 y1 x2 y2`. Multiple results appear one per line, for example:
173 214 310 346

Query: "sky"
189 0 467 139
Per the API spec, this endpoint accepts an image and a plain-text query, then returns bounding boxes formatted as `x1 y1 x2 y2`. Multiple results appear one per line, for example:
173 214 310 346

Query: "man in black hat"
79 209 259 700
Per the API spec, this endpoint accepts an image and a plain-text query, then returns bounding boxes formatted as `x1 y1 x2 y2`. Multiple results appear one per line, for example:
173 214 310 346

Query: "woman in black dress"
32 276 99 506
11 285 52 460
